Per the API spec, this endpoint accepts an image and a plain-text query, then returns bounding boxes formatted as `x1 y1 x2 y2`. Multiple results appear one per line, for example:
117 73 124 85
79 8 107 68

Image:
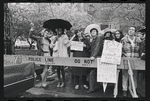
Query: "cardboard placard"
101 40 122 65
97 58 117 83
70 41 83 51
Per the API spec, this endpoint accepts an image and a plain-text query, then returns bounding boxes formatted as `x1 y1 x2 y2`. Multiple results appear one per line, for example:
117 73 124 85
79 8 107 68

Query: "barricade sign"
4 55 22 66
4 55 145 70
97 59 117 83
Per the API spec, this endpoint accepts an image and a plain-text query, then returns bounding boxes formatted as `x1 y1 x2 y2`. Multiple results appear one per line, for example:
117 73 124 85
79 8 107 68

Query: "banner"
70 41 83 51
97 58 117 83
101 40 122 65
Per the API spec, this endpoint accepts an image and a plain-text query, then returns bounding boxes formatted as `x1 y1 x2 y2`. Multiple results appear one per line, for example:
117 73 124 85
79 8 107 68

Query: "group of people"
29 25 145 97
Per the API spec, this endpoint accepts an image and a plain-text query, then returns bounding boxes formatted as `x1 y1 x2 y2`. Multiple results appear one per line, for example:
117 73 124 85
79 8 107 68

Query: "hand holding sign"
70 41 83 51
83 44 86 47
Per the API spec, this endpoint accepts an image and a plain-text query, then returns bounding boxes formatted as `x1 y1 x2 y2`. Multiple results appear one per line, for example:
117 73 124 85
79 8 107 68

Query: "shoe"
83 85 88 90
60 82 65 88
87 89 94 93
41 83 47 88
122 91 127 97
75 85 79 90
57 82 61 88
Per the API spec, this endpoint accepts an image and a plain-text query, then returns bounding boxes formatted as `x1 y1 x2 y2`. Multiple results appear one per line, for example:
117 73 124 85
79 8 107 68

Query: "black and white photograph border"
3 0 147 100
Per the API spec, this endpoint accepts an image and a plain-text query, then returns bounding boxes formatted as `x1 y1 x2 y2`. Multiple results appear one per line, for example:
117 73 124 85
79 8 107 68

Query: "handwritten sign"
101 40 122 65
97 58 117 83
70 41 83 51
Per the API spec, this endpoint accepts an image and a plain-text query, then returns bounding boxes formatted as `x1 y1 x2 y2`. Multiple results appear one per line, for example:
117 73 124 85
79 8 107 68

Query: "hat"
90 28 98 33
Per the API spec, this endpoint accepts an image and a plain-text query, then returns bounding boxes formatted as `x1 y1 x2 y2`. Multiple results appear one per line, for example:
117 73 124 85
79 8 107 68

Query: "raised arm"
29 28 41 41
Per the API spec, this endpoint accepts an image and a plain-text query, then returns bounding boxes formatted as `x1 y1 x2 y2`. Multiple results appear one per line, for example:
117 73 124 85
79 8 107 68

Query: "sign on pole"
100 40 122 65
97 58 117 83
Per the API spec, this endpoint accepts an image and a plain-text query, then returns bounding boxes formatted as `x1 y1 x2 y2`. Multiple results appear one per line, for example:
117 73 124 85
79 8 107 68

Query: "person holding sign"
71 29 90 90
87 28 104 93
114 30 124 96
121 26 142 97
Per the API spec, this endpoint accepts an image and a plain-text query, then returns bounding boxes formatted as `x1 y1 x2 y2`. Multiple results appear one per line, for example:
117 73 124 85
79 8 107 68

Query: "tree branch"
48 3 55 17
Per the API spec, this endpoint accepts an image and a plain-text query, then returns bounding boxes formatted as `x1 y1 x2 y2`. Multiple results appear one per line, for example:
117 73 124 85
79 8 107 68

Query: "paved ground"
19 70 116 98
15 49 144 98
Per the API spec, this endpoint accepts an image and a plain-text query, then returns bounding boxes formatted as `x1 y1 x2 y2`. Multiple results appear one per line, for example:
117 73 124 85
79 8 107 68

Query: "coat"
51 34 70 57
71 36 91 75
90 35 104 58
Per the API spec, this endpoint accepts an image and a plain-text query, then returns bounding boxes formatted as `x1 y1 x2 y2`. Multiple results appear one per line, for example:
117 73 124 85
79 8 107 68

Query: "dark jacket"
71 36 91 75
90 35 104 58
140 39 145 60
72 36 90 57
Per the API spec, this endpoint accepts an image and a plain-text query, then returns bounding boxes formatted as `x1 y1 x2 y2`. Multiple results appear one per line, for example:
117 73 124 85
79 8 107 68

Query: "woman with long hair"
114 30 124 42
29 28 53 87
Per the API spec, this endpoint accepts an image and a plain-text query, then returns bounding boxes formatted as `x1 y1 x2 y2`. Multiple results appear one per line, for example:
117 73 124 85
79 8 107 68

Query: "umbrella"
43 19 72 32
84 24 101 34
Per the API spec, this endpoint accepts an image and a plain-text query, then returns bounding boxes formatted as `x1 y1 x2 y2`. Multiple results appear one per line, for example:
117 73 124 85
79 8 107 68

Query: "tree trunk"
26 38 34 50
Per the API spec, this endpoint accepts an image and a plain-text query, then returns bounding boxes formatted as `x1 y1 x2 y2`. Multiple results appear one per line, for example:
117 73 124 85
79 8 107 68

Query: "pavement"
19 69 116 98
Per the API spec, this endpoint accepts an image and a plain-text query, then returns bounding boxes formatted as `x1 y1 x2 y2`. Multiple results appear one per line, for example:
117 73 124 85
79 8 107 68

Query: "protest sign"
70 41 83 51
97 58 117 83
101 40 122 65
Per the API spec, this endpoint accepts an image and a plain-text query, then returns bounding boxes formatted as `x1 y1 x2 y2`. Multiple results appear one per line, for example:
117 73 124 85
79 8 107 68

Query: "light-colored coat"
51 34 70 57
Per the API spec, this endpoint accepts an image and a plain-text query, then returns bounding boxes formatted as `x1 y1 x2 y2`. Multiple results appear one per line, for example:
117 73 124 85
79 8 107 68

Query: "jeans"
122 69 137 91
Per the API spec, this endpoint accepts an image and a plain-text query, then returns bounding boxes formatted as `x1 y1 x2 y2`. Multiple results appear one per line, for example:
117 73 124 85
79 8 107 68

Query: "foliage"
6 3 145 41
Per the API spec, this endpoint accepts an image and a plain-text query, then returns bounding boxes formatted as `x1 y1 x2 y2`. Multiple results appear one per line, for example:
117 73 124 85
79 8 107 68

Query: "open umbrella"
84 24 101 34
43 19 72 32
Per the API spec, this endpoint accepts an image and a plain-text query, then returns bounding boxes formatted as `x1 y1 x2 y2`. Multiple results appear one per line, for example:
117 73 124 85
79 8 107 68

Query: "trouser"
74 75 87 85
88 69 101 91
36 68 43 76
122 69 137 91
57 66 65 82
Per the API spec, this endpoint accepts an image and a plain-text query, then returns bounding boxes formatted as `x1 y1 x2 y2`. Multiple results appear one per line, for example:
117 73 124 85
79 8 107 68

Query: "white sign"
101 40 122 65
4 55 22 66
70 41 83 51
97 58 117 83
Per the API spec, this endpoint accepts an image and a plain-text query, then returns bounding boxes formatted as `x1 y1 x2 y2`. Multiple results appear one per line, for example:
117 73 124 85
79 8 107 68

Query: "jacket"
51 34 70 57
90 35 104 58
72 36 90 57
121 35 142 58
71 36 91 75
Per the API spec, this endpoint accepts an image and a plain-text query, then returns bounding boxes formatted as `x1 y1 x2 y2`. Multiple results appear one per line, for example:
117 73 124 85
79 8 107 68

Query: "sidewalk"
21 70 115 98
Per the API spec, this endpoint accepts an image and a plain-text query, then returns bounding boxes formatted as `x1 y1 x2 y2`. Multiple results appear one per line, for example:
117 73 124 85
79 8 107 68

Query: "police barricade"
4 55 145 97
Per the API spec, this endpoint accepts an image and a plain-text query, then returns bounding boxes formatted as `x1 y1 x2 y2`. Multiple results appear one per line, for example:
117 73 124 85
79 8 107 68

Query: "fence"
4 39 12 55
